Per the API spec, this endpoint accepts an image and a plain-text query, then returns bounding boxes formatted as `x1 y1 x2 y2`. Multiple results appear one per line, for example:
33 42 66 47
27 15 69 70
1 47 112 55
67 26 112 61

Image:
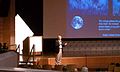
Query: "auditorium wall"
0 0 15 50
63 39 120 56
43 39 120 56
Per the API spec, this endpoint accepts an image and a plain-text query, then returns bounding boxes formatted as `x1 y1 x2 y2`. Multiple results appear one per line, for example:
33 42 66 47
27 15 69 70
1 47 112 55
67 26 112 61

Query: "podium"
23 36 42 62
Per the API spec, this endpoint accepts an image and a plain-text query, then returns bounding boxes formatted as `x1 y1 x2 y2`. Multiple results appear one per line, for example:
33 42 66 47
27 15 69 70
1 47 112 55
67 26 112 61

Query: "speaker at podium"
23 36 42 60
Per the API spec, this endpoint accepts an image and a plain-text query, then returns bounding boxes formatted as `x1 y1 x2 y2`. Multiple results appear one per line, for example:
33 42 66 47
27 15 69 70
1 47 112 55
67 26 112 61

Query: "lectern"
23 36 42 61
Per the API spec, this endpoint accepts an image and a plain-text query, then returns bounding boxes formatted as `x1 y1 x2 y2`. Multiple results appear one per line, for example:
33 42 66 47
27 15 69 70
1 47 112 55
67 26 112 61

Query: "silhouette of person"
3 43 8 52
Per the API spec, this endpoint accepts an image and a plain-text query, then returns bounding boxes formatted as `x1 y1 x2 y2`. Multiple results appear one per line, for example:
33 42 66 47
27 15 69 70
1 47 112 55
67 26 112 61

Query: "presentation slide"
43 0 120 38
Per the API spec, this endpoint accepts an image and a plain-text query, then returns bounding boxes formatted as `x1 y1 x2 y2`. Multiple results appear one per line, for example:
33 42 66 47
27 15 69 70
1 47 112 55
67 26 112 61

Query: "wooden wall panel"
37 56 120 68
0 0 15 50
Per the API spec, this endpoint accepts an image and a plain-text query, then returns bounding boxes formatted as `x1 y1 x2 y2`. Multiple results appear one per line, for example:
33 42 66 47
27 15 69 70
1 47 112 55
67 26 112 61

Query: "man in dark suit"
55 35 67 65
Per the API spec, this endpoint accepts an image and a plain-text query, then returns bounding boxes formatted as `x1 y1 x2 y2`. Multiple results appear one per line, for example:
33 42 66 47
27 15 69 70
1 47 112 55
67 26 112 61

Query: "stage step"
0 51 18 67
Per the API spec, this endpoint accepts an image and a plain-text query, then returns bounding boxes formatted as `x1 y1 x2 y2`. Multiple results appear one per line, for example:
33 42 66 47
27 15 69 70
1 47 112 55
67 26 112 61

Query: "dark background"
0 0 10 17
0 0 43 36
16 0 43 36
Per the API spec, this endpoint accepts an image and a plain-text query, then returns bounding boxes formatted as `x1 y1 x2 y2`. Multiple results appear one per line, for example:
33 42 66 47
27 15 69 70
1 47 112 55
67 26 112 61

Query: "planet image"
71 16 84 30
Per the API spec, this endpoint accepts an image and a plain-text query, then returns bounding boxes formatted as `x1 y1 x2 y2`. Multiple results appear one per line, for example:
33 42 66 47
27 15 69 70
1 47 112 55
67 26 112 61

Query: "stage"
36 55 120 68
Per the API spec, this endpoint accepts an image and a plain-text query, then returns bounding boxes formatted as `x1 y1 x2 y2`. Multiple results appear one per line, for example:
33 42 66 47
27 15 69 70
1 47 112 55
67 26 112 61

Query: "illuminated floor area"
0 67 61 72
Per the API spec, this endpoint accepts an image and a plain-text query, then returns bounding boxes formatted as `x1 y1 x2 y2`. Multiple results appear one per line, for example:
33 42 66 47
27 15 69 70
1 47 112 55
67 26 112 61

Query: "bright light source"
15 14 34 61
29 36 42 52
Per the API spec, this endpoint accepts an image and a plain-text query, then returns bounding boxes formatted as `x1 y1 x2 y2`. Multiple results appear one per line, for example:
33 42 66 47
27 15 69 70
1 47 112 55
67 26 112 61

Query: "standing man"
55 35 67 65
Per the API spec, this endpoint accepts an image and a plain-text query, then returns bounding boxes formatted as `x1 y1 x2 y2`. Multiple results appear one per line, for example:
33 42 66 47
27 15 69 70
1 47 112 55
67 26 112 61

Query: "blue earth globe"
71 16 84 30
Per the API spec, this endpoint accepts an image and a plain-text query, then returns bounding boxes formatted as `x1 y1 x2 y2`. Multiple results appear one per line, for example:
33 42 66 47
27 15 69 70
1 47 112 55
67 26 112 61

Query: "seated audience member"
0 43 2 52
3 43 8 52
81 66 88 72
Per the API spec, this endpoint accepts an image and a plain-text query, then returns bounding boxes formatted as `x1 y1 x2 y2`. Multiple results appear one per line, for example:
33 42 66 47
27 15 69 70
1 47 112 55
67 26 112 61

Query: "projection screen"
43 0 120 38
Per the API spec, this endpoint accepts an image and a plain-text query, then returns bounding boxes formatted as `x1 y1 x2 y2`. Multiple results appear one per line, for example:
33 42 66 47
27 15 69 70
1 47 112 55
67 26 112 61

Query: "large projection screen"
43 0 120 38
